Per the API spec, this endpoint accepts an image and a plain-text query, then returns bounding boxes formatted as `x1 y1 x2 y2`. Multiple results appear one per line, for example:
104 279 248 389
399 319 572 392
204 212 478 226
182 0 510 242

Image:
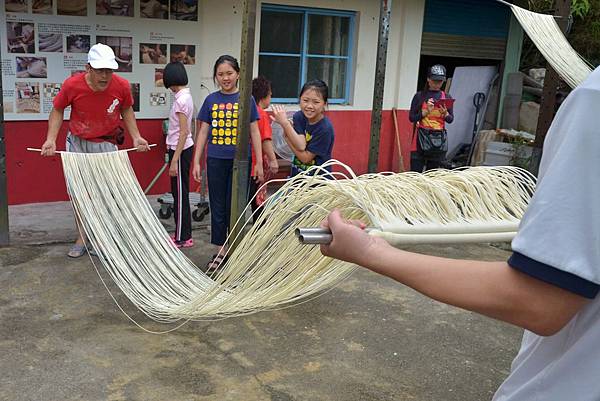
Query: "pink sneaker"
174 238 194 248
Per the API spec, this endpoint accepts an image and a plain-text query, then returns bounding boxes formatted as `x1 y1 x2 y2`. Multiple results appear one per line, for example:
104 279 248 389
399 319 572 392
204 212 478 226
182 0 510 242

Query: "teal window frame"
259 4 355 104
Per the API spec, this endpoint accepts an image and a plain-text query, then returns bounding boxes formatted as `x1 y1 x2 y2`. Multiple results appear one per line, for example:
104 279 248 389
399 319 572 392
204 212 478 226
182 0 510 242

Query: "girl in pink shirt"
164 61 194 247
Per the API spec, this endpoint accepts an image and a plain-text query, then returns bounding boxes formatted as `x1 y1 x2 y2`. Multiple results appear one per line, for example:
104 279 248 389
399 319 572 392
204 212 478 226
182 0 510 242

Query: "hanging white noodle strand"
510 4 593 88
60 151 535 327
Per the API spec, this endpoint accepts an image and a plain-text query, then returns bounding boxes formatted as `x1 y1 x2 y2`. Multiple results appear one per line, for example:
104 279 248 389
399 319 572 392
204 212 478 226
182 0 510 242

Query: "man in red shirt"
40 43 149 257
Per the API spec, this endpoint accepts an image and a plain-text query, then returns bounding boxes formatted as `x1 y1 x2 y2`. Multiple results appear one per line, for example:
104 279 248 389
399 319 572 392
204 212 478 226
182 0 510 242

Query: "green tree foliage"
521 0 600 71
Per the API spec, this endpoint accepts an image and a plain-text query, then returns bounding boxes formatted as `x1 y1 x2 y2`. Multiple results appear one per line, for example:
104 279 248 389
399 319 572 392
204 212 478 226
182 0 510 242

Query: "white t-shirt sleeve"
510 68 600 292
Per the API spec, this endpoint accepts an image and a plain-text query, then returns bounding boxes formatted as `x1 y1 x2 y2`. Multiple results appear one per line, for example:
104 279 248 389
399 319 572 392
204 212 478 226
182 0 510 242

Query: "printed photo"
32 0 53 14
130 83 140 112
170 0 196 21
96 0 133 17
170 44 195 65
57 0 87 15
5 0 27 13
66 34 90 53
139 43 167 64
154 68 164 87
140 0 167 19
6 22 35 54
96 36 133 72
3 100 15 114
38 33 63 52
16 57 48 78
149 92 167 106
15 82 41 113
43 83 62 99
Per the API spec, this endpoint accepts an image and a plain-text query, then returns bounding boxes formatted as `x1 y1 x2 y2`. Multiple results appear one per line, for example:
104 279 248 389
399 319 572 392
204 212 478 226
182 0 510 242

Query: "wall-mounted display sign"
1 0 200 120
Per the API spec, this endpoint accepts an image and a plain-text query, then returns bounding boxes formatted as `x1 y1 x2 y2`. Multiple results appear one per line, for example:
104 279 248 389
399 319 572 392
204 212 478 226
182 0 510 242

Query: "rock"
518 101 540 134
529 68 546 86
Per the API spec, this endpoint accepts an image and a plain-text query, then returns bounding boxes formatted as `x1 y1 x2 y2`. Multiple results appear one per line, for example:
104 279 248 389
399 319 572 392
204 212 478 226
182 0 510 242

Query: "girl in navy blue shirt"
271 80 334 177
192 55 264 271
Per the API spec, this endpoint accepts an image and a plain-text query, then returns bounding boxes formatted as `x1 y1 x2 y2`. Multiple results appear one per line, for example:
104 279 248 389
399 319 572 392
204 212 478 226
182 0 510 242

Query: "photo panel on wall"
140 43 167 64
169 44 195 65
6 22 35 54
140 0 168 19
97 36 133 72
96 0 133 17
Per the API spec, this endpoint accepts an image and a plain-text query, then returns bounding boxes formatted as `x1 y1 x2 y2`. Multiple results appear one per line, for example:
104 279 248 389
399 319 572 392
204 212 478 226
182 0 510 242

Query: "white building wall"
196 0 425 111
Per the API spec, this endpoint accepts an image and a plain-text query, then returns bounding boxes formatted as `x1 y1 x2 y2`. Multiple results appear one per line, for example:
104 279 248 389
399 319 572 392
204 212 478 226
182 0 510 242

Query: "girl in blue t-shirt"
271 79 335 177
192 55 264 271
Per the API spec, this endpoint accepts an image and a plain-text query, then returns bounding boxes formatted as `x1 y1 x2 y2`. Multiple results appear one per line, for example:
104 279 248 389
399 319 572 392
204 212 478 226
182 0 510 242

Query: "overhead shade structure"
421 0 510 60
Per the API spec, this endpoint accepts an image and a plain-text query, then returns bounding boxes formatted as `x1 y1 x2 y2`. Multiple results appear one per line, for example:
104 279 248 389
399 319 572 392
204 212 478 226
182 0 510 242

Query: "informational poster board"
1 0 200 120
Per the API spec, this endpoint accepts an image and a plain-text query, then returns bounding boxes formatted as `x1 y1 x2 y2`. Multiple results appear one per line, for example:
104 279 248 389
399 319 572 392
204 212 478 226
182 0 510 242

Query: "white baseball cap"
88 43 118 70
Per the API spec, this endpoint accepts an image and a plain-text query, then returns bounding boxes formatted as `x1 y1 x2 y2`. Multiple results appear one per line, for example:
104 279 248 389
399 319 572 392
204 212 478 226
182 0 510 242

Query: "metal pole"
530 0 571 175
229 0 257 249
367 0 392 173
0 49 9 247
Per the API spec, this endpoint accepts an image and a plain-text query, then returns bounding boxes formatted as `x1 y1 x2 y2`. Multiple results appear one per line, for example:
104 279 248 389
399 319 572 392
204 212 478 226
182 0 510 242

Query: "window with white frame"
258 4 355 104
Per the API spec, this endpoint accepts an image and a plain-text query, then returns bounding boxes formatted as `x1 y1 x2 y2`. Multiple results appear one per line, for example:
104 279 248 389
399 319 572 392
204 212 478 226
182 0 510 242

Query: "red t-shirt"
251 106 273 170
53 73 133 141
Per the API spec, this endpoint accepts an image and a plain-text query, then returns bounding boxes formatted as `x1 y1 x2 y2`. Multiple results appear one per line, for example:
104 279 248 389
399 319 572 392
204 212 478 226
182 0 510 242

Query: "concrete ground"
1 198 521 401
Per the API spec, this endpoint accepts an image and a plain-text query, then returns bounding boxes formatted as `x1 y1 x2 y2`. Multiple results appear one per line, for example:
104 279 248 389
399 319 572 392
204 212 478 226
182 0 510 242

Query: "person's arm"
287 141 316 164
440 95 454 124
408 93 424 123
271 105 307 150
169 112 189 177
262 139 278 174
121 106 150 151
320 209 589 336
250 121 264 183
41 107 64 156
192 120 209 182
444 104 454 124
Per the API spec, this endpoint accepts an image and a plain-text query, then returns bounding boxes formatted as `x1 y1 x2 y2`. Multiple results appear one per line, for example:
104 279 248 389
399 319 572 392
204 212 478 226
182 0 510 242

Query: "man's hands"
40 139 57 157
133 136 150 152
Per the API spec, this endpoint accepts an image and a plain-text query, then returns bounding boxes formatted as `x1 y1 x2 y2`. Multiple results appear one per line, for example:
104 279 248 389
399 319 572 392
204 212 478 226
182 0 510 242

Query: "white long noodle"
61 151 535 327
510 4 593 88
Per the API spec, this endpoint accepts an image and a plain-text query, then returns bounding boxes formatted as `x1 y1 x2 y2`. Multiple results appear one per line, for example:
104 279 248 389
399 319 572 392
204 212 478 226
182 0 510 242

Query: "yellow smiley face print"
212 104 218 111
219 128 225 137
225 128 231 136
225 137 231 145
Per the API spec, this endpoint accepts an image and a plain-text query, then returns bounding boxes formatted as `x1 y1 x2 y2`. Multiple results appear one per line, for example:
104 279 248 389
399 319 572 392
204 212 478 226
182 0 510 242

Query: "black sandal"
205 253 228 274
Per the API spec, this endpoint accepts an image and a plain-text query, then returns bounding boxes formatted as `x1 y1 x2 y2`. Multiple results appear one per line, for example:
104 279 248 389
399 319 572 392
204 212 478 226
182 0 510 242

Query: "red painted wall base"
4 109 413 205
